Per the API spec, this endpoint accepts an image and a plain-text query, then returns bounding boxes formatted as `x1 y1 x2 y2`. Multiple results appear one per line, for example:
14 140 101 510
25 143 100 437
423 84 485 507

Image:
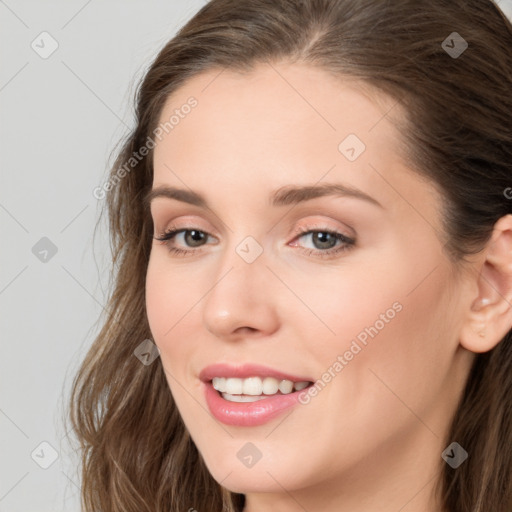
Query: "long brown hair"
67 1 512 510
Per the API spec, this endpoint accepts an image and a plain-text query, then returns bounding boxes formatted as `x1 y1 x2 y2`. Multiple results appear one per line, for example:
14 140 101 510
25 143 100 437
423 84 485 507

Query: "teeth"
294 381 309 391
225 377 243 394
212 377 226 391
262 377 279 395
211 376 310 396
278 380 294 394
243 377 263 395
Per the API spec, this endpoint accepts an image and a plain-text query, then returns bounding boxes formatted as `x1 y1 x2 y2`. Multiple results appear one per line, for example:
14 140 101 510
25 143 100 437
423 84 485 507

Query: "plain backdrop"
1 1 511 510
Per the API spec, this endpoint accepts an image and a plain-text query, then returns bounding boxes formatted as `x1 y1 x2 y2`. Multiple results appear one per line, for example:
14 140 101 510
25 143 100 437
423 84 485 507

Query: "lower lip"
204 382 308 426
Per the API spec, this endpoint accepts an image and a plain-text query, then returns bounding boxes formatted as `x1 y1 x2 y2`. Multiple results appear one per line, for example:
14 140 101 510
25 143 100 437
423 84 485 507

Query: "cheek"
320 259 457 438
145 257 196 365
309 235 453 381
284 263 457 484
145 259 204 426
145 260 170 342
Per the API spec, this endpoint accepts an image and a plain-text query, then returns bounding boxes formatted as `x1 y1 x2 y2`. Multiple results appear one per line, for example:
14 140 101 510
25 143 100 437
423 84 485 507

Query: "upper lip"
199 363 314 383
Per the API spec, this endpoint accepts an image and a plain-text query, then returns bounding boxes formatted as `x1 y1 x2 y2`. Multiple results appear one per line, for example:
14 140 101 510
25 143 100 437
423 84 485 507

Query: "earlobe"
460 214 512 354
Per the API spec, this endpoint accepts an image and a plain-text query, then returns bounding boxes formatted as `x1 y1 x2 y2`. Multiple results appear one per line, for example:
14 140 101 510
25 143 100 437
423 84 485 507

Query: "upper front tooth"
225 378 243 394
243 377 263 395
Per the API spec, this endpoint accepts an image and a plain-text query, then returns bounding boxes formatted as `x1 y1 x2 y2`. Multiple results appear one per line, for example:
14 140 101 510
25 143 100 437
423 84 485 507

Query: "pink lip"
200 363 313 427
199 363 313 383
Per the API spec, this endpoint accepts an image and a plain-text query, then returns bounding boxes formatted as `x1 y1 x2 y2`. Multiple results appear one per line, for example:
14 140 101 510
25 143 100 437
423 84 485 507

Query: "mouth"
199 364 315 426
211 376 312 402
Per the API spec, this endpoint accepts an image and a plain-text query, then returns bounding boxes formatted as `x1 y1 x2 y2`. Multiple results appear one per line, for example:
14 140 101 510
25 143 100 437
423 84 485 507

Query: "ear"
460 214 512 353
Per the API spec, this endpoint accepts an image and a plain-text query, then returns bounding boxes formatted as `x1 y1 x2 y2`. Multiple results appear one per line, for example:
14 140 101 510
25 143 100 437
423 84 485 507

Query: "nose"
202 249 280 341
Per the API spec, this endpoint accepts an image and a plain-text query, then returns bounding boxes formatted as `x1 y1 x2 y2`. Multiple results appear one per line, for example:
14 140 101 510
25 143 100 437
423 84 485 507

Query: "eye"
290 225 355 259
153 224 356 259
154 227 213 256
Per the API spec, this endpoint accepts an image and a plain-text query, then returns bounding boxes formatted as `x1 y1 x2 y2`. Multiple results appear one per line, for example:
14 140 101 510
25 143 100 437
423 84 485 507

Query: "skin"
145 62 512 512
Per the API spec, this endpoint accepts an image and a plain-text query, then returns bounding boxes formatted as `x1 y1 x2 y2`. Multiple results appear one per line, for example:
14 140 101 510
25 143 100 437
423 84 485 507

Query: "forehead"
155 62 401 158
151 62 440 221
155 63 399 172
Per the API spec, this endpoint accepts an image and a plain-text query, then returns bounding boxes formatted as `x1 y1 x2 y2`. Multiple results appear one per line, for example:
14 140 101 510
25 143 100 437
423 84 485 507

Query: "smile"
200 364 315 426
212 376 311 402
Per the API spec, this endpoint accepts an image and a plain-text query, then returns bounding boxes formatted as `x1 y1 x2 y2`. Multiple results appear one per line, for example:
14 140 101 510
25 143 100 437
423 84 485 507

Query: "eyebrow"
144 182 383 209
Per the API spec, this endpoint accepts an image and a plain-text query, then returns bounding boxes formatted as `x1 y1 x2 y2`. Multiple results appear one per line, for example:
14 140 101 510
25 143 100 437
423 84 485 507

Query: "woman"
68 0 512 511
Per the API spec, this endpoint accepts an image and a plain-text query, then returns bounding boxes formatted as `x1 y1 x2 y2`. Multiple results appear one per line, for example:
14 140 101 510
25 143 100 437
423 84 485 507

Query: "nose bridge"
201 234 279 338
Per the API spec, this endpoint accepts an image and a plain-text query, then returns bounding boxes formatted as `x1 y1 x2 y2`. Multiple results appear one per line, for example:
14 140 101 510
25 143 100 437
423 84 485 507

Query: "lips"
199 363 315 426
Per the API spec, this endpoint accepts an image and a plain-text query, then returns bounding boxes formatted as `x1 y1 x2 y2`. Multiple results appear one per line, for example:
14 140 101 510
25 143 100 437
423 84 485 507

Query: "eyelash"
154 224 356 259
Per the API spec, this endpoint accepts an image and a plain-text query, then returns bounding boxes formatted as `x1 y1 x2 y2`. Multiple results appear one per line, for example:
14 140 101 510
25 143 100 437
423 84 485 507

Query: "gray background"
1 1 511 510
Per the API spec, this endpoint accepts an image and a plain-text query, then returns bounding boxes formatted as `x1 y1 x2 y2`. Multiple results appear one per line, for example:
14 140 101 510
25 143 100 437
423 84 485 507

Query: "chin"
196 440 311 494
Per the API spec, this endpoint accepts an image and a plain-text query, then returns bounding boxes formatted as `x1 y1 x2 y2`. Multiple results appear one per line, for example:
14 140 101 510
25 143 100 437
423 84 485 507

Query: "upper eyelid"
152 213 355 234
154 206 356 226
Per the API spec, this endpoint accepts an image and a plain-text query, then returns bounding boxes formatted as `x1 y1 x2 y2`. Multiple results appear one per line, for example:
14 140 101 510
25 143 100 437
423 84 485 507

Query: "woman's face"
146 63 475 506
